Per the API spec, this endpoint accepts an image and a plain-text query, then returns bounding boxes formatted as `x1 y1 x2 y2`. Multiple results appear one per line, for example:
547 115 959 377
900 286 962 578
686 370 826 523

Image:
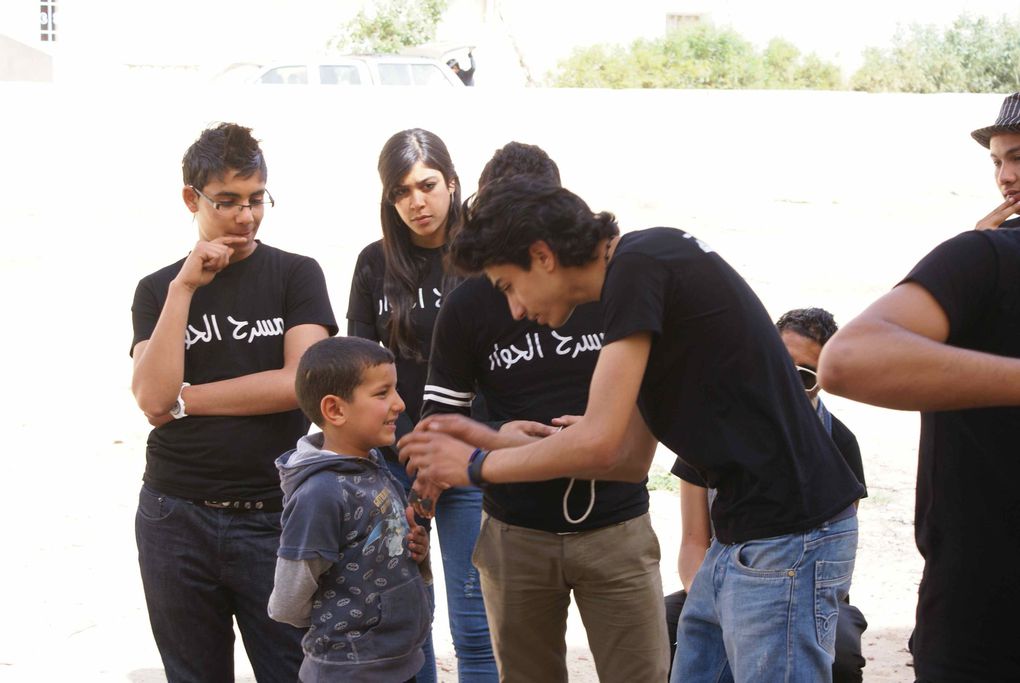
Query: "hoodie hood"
275 432 381 501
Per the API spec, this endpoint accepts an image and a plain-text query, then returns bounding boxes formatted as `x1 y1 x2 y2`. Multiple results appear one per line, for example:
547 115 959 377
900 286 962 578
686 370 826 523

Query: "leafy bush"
850 15 1020 93
550 23 842 90
327 0 448 54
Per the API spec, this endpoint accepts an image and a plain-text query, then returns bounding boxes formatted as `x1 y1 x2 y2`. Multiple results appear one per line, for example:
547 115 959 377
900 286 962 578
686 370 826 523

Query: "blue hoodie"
276 433 431 683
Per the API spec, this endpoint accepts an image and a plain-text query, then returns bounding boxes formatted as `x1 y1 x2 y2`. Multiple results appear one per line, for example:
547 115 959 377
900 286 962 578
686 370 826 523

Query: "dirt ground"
0 85 1004 681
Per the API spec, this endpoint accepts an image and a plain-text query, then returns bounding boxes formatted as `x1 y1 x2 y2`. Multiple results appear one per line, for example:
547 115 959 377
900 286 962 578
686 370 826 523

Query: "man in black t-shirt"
820 100 1020 681
422 143 669 681
399 178 863 682
666 308 869 683
130 123 338 681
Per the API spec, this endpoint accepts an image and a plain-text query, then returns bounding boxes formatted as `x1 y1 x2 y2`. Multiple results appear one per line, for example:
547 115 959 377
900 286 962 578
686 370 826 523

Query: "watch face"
170 401 182 417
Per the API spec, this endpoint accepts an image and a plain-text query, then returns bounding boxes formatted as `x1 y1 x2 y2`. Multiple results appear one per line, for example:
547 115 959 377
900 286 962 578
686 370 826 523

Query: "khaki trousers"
472 511 670 683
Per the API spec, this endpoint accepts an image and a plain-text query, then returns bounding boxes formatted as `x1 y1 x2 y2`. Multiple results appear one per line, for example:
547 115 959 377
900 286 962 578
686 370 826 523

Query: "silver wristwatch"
169 382 191 419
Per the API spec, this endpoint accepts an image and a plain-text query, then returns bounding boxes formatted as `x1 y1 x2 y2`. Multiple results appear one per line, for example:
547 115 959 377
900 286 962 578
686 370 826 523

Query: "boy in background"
269 336 432 682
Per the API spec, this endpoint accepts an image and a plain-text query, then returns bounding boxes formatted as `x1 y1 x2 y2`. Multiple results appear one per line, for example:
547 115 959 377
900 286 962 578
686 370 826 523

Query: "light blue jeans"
672 513 858 683
386 458 497 682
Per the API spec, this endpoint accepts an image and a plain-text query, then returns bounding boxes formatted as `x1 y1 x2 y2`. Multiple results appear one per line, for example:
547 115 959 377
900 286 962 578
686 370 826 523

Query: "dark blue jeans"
135 485 304 682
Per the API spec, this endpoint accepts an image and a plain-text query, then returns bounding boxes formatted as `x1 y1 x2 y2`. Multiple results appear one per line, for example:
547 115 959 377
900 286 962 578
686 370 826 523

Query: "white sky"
3 0 1020 82
494 0 1020 77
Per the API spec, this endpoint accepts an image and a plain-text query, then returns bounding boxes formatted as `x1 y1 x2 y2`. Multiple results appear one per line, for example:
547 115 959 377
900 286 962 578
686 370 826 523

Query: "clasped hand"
398 414 577 518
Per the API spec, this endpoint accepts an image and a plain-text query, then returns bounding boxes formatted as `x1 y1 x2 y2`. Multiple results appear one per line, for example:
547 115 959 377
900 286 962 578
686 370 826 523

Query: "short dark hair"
450 176 619 273
776 308 839 347
182 123 267 191
295 337 395 427
477 141 561 189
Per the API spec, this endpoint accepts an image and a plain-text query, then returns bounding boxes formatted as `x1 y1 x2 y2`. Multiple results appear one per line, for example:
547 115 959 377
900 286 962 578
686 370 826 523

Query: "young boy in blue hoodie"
269 336 432 682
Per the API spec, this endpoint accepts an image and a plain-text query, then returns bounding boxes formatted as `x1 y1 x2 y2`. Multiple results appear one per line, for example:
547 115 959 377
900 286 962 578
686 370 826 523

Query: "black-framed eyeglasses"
796 365 819 392
190 186 275 214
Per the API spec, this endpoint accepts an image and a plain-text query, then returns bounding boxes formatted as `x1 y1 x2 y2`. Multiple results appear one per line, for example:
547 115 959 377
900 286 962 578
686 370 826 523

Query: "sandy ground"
0 84 1007 681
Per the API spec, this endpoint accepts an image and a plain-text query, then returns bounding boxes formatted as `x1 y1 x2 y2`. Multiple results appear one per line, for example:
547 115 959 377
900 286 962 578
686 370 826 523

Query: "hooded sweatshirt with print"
275 432 431 683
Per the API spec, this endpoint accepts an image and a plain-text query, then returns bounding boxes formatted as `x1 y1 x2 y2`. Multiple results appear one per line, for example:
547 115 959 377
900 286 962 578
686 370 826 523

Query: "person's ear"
320 395 347 427
529 240 557 272
182 186 200 214
448 177 457 195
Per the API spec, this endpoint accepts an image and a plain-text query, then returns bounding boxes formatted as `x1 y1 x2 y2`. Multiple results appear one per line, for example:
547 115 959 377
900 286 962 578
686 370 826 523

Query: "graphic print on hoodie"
277 433 431 682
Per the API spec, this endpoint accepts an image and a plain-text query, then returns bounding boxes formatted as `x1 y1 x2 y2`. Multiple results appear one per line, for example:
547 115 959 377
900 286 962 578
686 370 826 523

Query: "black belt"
188 497 283 513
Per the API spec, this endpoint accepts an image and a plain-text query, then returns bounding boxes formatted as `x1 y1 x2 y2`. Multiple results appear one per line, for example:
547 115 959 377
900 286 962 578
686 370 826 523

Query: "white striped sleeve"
422 384 474 409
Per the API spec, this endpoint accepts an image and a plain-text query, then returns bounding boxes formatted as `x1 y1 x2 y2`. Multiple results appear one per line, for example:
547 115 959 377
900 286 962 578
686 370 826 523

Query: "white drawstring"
555 425 596 524
563 477 596 524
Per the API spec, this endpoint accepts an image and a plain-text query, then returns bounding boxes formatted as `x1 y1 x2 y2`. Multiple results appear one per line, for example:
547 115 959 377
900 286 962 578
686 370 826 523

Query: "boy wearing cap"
973 91 1020 229
819 93 1020 681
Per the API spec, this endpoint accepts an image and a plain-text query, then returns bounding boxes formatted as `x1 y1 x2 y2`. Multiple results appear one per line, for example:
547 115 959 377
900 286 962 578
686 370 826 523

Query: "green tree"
550 23 841 90
850 15 1020 93
328 0 448 54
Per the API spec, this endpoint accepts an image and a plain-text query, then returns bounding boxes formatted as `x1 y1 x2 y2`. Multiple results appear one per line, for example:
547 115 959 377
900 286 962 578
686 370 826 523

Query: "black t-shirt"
829 414 866 496
603 228 863 543
347 240 446 437
422 276 649 533
901 229 1020 679
672 407 868 498
130 242 339 500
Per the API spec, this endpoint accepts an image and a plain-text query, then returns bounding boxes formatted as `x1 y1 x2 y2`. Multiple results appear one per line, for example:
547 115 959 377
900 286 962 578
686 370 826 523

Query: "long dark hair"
377 128 462 360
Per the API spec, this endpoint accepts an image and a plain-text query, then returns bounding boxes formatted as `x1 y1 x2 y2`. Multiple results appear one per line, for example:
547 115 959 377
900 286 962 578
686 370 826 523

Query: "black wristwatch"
467 448 490 488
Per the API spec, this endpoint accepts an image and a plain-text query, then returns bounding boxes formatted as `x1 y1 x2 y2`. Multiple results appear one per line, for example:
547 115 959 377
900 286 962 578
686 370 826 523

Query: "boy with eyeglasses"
130 122 338 681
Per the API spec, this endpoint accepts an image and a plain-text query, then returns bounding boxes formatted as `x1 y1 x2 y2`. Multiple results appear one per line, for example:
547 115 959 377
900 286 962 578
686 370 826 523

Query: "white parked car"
249 55 464 87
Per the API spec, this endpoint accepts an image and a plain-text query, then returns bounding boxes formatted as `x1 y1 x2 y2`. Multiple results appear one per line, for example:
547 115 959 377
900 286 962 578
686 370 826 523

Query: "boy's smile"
344 363 405 456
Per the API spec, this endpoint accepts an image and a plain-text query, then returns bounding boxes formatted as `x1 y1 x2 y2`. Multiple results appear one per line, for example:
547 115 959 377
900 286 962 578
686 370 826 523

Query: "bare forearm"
821 319 1020 410
479 339 653 484
132 281 194 416
678 542 708 590
678 480 711 589
482 417 626 483
185 368 300 416
174 323 327 418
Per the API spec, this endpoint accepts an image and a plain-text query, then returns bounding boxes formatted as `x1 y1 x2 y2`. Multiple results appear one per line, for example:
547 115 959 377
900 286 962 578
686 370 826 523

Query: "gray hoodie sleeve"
268 556 333 627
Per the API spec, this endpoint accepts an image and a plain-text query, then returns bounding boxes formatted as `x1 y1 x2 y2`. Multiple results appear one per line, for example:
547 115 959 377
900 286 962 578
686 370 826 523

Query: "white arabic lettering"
228 315 286 344
184 314 223 350
488 333 544 371
551 331 604 358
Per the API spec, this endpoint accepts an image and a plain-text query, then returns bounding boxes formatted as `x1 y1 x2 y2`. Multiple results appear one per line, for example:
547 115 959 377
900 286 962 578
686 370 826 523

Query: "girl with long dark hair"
347 129 496 682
